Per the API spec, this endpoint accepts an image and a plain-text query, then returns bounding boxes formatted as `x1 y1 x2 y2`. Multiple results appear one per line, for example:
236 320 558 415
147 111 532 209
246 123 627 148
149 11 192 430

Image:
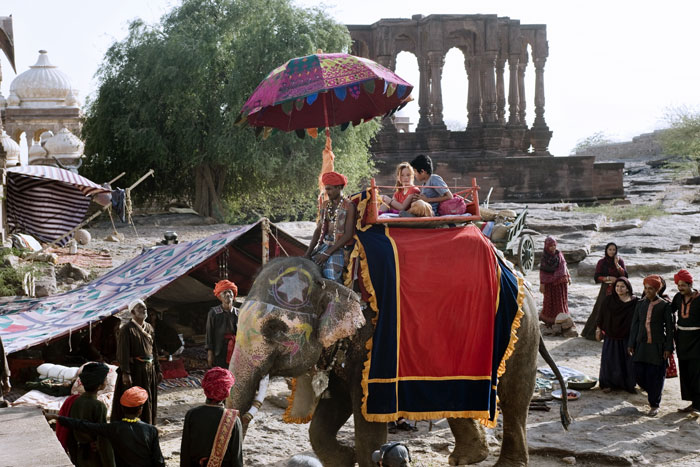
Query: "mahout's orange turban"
321 171 347 187
120 386 148 407
214 280 238 298
674 269 693 285
643 275 663 291
201 367 235 401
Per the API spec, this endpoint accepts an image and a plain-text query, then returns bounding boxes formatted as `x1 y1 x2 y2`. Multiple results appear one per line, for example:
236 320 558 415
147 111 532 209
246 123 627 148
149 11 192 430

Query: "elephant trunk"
229 348 268 418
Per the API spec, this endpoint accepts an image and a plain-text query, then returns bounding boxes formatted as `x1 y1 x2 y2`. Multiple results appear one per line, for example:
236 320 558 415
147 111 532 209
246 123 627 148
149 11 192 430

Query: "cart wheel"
518 234 535 274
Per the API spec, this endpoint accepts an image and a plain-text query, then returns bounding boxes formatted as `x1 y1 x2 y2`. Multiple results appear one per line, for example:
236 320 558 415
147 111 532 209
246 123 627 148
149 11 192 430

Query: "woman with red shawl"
539 237 571 328
582 242 628 340
596 277 638 393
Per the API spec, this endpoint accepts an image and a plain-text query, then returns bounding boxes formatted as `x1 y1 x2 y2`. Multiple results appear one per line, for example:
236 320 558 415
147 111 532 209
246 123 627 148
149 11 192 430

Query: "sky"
2 0 700 158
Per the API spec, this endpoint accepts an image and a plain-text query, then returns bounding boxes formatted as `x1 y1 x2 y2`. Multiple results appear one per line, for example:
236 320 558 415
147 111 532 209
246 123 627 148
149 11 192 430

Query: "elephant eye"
261 318 289 341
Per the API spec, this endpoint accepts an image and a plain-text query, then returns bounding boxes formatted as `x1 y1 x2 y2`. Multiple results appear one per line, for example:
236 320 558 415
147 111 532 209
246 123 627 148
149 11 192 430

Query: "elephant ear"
318 286 365 348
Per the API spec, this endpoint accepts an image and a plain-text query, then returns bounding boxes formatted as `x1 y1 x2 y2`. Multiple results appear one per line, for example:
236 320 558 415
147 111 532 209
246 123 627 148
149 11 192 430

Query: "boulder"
2 254 20 269
600 219 643 232
34 264 57 297
57 263 90 282
75 229 91 245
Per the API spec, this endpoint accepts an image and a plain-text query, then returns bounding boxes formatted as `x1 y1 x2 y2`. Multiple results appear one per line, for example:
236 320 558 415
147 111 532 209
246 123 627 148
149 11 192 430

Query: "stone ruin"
348 14 624 203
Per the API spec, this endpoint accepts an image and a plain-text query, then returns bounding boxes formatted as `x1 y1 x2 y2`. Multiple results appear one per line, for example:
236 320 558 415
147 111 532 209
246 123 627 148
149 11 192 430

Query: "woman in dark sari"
582 242 628 340
596 277 637 393
539 236 571 328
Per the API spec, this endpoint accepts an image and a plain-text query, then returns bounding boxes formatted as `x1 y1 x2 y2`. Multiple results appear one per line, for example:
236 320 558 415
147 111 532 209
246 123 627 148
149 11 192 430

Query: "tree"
570 131 614 155
659 106 700 175
82 0 379 220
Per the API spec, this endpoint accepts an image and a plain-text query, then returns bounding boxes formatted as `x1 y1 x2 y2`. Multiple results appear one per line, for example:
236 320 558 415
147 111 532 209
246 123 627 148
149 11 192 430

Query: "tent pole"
26 169 154 259
261 217 270 266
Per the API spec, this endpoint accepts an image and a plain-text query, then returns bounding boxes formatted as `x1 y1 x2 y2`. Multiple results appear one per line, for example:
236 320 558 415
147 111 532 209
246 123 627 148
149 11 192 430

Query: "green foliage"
570 131 614 155
0 249 30 297
575 201 667 221
82 0 379 219
659 107 700 176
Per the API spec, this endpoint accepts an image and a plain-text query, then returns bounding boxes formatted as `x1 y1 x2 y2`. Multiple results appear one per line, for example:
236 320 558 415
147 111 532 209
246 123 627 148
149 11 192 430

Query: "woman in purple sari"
539 236 571 328
596 277 638 393
582 242 628 340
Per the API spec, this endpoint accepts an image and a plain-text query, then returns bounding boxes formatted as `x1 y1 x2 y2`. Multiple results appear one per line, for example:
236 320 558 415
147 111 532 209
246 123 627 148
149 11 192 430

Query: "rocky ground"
21 161 700 465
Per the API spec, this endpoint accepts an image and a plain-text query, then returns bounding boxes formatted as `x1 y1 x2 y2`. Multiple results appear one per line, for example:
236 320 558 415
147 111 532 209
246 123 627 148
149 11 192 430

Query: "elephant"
230 256 570 466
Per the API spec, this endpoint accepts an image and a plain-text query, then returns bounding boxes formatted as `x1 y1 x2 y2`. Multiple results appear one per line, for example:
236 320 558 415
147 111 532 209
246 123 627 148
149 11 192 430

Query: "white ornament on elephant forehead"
273 271 310 308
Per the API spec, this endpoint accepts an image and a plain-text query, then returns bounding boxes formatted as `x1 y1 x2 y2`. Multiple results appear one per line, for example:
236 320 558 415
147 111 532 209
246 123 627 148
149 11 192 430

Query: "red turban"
321 171 347 187
643 275 663 291
120 386 148 407
214 280 238 298
674 269 693 285
202 367 235 401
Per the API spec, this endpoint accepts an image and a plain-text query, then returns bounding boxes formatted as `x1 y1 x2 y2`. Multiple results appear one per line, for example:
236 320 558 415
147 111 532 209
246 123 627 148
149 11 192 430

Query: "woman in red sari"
539 236 571 329
582 242 628 340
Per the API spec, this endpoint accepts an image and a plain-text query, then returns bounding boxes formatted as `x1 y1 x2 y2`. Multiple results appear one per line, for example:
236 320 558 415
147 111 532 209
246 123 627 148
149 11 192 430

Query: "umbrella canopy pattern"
5 166 109 245
238 53 413 133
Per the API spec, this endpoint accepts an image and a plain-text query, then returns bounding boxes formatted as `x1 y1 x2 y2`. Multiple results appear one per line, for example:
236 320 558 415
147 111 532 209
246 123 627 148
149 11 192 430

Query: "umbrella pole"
317 93 335 209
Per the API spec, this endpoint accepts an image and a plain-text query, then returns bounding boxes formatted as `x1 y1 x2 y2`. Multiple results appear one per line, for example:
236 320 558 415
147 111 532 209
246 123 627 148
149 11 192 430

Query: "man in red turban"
206 280 239 368
180 367 243 466
48 385 165 466
305 171 356 282
628 274 675 417
671 269 700 414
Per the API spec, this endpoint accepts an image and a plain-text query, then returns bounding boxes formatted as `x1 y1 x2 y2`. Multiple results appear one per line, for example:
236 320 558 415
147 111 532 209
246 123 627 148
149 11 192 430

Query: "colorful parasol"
236 52 413 135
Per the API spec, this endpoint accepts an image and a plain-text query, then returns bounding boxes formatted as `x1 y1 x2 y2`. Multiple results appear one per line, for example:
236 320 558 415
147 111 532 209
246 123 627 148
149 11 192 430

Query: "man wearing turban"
671 270 700 414
112 299 162 425
57 362 115 466
206 280 240 368
628 275 675 417
48 386 165 467
180 367 243 466
304 171 356 282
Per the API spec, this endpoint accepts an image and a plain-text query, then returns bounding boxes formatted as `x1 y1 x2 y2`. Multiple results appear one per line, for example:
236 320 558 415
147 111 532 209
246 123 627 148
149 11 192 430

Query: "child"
409 154 453 215
380 162 420 214
48 386 165 467
57 362 115 466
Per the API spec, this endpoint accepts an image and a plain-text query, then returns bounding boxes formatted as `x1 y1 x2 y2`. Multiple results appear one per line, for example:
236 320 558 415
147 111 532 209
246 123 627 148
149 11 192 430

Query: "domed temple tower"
1 49 83 170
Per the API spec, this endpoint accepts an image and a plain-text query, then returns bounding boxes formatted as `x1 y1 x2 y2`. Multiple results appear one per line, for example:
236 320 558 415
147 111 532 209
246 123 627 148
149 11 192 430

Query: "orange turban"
674 269 693 285
321 171 347 187
120 386 148 407
643 275 663 291
214 280 238 298
201 367 235 401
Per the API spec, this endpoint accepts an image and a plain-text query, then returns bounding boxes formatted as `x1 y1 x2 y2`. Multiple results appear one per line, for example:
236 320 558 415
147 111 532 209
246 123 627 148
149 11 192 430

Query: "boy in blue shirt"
410 154 453 215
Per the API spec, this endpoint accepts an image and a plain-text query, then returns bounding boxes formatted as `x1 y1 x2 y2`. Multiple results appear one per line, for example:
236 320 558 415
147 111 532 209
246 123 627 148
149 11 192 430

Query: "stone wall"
574 130 666 161
373 152 625 203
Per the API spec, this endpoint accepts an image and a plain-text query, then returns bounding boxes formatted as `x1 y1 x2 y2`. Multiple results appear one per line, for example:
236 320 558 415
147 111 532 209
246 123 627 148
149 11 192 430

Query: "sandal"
396 420 418 432
387 421 398 434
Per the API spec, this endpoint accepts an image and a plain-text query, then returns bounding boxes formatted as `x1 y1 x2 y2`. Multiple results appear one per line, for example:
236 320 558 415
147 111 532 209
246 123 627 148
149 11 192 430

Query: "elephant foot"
448 446 489 465
493 455 527 467
316 445 355 467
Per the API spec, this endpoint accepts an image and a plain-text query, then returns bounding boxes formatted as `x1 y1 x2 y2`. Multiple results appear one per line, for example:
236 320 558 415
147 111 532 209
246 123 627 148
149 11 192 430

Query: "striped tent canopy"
5 166 110 245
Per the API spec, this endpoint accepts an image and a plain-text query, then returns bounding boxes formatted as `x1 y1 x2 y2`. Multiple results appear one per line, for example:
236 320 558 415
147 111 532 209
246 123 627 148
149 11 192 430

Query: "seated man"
305 171 356 282
410 154 453 216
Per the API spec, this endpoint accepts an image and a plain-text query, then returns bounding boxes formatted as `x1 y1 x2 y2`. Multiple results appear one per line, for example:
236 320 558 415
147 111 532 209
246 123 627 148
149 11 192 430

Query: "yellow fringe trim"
354 192 373 232
282 377 313 424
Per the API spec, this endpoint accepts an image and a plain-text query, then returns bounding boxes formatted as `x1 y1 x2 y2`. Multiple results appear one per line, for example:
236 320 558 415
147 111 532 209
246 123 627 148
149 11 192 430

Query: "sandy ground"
33 166 700 466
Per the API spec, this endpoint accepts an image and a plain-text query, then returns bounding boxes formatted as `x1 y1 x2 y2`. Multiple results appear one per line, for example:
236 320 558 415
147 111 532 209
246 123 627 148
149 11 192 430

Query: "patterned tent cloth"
237 52 413 134
0 220 306 354
5 166 109 245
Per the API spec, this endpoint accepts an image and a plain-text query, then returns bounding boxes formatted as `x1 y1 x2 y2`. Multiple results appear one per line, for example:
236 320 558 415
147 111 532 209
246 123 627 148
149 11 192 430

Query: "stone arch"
394 51 420 132
351 38 370 58
441 47 468 131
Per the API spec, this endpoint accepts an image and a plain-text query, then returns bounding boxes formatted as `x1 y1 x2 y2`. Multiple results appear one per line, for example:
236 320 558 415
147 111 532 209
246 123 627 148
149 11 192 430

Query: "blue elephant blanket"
352 224 524 427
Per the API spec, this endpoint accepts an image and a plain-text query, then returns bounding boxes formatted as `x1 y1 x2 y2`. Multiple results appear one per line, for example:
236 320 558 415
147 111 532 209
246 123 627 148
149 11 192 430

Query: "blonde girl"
380 162 421 213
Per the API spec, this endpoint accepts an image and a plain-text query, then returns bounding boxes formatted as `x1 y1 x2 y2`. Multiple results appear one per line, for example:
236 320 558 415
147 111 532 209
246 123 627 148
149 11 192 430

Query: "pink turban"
202 367 235 402
214 280 238 298
643 275 663 291
321 171 347 187
674 269 693 285
120 386 148 407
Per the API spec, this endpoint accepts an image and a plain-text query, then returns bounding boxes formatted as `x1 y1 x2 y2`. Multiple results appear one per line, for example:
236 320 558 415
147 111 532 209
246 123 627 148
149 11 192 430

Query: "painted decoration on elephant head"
269 266 314 309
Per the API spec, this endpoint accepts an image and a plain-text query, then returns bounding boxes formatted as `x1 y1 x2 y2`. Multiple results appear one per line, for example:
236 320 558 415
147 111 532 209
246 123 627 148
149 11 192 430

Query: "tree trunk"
194 163 226 220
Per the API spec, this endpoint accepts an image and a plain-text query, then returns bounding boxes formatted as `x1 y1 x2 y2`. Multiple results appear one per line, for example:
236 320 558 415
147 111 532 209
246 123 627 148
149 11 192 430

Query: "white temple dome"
28 140 48 163
43 127 84 159
9 50 75 108
0 131 21 166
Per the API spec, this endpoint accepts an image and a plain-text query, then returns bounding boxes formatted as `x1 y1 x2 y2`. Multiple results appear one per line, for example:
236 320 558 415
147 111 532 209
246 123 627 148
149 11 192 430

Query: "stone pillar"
465 55 482 127
495 57 507 125
376 55 398 133
517 60 527 126
416 55 431 131
507 55 521 126
428 51 446 130
530 57 552 155
479 51 498 124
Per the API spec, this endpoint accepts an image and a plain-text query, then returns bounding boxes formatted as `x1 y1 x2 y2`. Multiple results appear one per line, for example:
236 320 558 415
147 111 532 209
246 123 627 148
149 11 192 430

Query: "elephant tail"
538 336 572 430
